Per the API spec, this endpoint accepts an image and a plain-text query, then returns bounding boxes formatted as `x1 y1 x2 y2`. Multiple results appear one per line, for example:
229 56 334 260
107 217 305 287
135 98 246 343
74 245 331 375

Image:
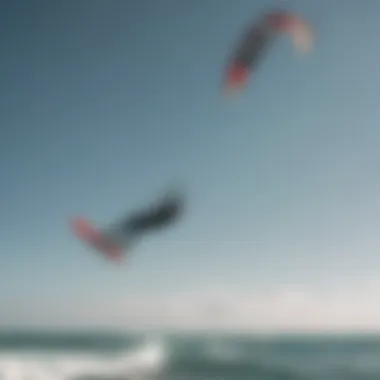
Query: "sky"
1 0 380 331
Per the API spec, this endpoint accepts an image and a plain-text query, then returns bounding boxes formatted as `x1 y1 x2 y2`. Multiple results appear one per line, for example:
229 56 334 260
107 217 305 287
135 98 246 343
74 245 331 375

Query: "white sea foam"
0 340 167 380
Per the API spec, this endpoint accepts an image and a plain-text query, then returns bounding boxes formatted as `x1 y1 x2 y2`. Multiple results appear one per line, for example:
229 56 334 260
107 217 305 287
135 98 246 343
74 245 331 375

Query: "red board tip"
70 216 124 263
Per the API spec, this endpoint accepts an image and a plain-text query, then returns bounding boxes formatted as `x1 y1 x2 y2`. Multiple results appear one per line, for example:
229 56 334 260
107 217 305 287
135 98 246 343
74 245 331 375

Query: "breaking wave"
0 332 380 379
0 339 167 380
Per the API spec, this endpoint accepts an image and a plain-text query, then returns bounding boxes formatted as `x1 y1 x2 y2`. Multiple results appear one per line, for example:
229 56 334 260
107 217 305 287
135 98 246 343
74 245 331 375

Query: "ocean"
0 331 379 379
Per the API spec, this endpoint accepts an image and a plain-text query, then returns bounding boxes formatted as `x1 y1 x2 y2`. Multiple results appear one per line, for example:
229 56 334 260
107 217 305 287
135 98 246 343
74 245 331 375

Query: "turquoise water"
0 331 379 379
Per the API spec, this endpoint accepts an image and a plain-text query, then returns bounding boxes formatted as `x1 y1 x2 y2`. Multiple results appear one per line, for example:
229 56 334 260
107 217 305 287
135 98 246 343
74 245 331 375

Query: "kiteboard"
71 217 123 262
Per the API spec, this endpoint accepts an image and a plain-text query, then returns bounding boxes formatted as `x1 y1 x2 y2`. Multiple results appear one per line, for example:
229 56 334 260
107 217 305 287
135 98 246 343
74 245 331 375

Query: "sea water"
0 330 379 379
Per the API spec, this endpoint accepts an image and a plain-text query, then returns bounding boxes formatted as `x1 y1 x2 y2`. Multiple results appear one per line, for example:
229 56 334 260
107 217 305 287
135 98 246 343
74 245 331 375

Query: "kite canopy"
224 9 313 95
265 10 314 53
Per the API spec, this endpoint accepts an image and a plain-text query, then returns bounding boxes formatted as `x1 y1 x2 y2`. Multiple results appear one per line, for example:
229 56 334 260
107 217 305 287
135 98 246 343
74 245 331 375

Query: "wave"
162 333 380 380
0 340 167 380
1 332 380 379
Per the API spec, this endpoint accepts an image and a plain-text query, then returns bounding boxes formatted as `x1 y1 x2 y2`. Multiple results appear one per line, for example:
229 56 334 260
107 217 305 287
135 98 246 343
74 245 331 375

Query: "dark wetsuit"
101 194 184 249
121 196 183 234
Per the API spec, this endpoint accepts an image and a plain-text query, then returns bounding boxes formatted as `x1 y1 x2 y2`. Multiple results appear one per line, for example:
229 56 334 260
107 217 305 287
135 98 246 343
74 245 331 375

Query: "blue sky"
1 0 380 330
